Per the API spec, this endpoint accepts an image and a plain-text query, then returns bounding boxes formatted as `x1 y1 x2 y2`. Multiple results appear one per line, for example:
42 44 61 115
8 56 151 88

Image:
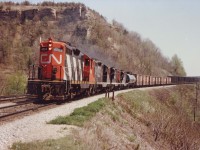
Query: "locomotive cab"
83 55 95 83
28 38 67 101
39 38 65 81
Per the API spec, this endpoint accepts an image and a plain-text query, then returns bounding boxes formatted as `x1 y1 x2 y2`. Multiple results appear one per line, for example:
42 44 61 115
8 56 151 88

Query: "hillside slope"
11 86 200 150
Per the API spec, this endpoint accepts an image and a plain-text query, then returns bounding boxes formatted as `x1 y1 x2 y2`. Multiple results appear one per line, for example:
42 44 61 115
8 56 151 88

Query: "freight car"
170 76 200 84
27 38 199 101
135 74 171 87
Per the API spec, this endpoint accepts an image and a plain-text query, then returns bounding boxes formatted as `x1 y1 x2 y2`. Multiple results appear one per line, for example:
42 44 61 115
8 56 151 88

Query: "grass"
106 109 120 122
118 90 155 116
5 72 27 95
49 98 107 126
11 136 87 150
127 135 136 142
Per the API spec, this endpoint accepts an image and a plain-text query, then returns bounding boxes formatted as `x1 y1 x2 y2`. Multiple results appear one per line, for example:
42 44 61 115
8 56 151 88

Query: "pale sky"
2 0 200 76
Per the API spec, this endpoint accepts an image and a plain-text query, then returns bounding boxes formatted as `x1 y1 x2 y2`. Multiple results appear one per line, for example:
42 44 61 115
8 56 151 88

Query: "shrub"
5 72 27 95
5 6 11 11
11 136 88 150
21 1 31 6
0 5 3 10
49 98 106 126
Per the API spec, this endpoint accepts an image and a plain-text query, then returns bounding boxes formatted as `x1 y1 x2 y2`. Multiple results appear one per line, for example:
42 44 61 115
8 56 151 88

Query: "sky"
2 0 200 76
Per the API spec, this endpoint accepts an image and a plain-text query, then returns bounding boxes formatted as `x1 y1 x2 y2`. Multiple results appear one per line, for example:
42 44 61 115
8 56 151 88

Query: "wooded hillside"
0 1 186 95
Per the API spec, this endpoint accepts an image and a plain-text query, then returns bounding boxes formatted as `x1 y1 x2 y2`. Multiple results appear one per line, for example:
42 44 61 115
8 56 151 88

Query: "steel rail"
0 95 37 104
0 101 35 109
0 95 27 100
0 102 56 120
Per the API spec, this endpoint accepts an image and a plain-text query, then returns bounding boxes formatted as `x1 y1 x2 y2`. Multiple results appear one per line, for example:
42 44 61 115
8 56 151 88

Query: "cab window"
53 47 63 52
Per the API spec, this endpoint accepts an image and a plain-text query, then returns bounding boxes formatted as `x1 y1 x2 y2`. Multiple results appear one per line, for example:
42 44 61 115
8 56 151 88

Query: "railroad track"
0 95 27 104
0 100 57 122
0 95 58 122
0 95 32 103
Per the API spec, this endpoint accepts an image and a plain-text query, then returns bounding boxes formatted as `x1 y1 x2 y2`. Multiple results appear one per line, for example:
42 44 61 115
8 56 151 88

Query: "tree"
170 54 186 76
21 1 31 6
0 5 4 10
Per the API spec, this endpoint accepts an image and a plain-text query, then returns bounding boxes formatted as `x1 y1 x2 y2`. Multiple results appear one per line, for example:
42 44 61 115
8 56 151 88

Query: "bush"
0 5 3 10
5 6 11 11
5 72 27 95
11 136 88 150
21 1 31 6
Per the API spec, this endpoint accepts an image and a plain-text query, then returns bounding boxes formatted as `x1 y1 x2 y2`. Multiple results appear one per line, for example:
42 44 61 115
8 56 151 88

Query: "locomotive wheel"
90 87 94 95
69 91 73 100
87 86 93 96
86 89 90 96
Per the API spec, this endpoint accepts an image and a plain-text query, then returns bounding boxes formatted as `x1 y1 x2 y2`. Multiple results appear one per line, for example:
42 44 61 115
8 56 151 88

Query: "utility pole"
194 82 200 121
79 5 82 17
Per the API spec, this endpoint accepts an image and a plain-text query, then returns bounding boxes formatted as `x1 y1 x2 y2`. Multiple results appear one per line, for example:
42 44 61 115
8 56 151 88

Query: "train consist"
27 38 200 101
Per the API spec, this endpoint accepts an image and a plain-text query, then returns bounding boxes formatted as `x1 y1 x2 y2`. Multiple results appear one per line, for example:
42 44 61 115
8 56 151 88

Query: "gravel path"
0 87 167 150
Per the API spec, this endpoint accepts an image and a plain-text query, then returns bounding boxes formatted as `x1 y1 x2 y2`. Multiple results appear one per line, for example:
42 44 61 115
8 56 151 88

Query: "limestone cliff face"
21 9 38 21
0 10 20 20
38 8 56 21
0 8 57 22
60 6 87 22
0 6 88 23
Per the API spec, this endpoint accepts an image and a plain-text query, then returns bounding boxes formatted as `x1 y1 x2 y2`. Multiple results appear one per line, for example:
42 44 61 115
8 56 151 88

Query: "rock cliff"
0 6 87 23
0 8 57 22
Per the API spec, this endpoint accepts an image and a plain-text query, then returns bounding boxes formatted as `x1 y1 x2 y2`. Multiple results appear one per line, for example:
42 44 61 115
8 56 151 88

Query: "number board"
40 47 48 51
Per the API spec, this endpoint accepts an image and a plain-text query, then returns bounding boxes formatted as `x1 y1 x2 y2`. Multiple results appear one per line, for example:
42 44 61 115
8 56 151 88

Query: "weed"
127 135 136 142
106 109 120 122
11 136 87 150
135 144 140 150
49 98 107 126
118 90 154 116
5 72 27 95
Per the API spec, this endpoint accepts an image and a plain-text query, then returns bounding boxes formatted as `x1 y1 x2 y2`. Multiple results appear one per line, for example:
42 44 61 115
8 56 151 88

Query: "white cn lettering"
41 54 62 64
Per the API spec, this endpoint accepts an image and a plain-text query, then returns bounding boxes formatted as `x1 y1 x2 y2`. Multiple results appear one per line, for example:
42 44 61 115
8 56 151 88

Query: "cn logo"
41 54 62 64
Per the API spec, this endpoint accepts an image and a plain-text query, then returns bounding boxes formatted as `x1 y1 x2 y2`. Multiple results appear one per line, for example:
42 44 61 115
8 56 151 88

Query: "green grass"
49 98 107 126
11 136 87 150
118 90 155 115
127 135 136 142
106 109 120 122
5 72 27 95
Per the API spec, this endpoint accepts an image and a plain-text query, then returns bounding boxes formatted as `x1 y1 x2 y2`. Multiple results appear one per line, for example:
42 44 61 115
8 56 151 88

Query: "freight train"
27 38 200 101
